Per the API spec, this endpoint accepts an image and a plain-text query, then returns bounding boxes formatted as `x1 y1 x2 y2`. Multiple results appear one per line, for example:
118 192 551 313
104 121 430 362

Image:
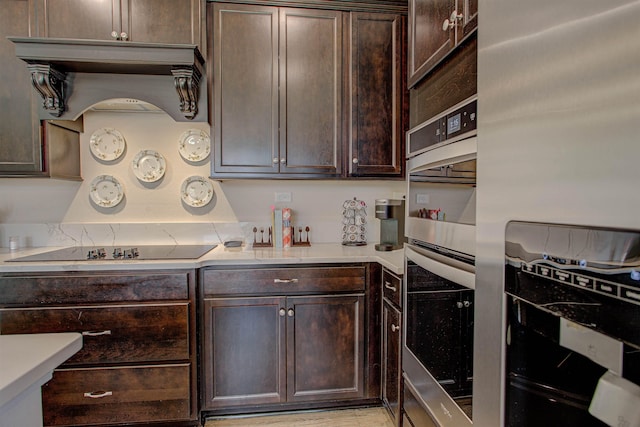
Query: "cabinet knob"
391 324 400 333
457 301 464 309
352 158 359 164
111 31 119 39
273 157 279 164
287 308 295 317
463 300 472 308
279 308 286 317
280 158 286 164
442 10 463 31
120 32 128 41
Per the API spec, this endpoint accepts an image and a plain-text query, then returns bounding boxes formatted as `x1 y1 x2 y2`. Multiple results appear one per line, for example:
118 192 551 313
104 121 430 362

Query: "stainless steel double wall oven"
403 96 478 427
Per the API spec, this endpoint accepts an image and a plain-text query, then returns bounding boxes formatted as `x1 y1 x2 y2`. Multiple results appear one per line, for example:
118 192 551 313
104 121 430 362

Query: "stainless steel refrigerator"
475 1 640 426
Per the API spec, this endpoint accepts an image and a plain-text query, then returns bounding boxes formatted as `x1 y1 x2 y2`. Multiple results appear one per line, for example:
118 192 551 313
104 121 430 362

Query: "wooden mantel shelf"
9 37 205 120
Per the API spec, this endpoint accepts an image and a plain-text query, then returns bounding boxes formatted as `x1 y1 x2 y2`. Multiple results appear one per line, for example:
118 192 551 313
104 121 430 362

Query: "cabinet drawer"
383 269 402 308
203 266 365 296
0 303 190 364
42 364 192 426
0 271 191 306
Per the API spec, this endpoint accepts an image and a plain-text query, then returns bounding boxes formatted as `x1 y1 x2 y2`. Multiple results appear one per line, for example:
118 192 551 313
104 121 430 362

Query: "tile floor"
205 406 394 427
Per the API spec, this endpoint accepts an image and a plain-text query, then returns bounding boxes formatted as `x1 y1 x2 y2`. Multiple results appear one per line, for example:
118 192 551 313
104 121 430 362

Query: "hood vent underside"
10 37 205 121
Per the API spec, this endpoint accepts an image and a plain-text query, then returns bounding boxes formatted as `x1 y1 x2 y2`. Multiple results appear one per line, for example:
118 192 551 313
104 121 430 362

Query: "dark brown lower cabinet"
381 268 402 426
0 270 199 427
42 365 192 426
382 301 401 425
204 294 365 408
201 265 376 414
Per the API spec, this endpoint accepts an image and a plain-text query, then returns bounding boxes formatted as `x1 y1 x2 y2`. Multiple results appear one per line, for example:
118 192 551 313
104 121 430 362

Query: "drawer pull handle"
391 324 401 333
384 281 397 292
82 330 112 337
274 278 299 284
83 391 113 399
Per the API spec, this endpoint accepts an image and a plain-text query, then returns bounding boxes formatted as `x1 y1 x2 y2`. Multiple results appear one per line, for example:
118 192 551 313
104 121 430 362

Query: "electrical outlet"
275 192 292 203
416 194 429 204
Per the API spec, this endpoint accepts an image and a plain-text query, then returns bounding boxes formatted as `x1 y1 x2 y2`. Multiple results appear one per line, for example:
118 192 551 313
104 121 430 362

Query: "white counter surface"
0 333 82 408
0 243 404 275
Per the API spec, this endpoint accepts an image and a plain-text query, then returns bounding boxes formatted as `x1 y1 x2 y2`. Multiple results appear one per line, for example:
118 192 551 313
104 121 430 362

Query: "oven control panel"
408 97 477 157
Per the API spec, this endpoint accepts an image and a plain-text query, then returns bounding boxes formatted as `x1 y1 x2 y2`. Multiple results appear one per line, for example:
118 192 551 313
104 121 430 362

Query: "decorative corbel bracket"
26 63 67 117
172 65 202 120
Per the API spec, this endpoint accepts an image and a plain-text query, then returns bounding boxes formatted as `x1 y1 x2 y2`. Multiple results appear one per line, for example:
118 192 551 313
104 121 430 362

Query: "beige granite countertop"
0 243 404 275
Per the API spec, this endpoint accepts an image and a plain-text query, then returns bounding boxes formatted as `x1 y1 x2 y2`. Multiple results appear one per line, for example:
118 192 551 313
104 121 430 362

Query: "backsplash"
0 108 405 248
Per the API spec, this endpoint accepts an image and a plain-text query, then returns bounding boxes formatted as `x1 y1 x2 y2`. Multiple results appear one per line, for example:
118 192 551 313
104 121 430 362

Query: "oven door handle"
406 245 476 290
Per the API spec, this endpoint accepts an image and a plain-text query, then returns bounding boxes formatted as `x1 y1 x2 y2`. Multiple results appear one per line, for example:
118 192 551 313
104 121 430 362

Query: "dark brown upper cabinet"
210 3 407 179
408 0 477 88
0 0 42 176
212 3 343 178
0 0 82 178
34 0 205 49
349 12 406 177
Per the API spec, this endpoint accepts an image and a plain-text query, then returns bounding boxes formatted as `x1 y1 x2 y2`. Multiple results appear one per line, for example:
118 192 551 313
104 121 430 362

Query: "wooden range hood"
9 37 206 122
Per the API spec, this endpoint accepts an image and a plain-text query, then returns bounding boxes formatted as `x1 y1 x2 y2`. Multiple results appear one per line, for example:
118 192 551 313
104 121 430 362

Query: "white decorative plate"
178 129 210 162
89 175 124 208
181 176 214 207
132 150 166 182
89 128 126 161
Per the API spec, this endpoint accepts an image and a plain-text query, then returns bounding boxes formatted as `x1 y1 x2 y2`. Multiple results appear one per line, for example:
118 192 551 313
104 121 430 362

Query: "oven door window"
406 261 474 398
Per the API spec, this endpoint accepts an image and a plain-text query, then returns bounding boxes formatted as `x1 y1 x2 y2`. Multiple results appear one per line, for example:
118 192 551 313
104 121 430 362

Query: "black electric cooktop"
7 244 217 262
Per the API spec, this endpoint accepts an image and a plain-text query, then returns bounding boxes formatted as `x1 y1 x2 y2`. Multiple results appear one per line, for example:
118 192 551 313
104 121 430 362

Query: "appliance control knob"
112 248 123 258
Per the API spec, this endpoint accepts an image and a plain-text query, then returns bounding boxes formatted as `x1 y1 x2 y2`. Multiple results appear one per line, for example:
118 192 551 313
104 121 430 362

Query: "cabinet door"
36 0 202 44
0 304 190 365
202 297 286 409
408 0 455 88
42 364 191 426
279 8 343 176
125 0 203 45
382 301 402 426
349 12 405 177
0 0 43 175
37 0 121 40
460 0 478 39
212 3 279 175
286 294 365 402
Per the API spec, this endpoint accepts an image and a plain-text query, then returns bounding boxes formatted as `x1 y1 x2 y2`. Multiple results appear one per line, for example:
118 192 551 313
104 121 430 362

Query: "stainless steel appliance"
375 198 406 251
404 82 478 427
407 96 477 160
406 96 477 259
475 1 640 426
7 244 217 262
504 222 640 426
404 240 476 427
